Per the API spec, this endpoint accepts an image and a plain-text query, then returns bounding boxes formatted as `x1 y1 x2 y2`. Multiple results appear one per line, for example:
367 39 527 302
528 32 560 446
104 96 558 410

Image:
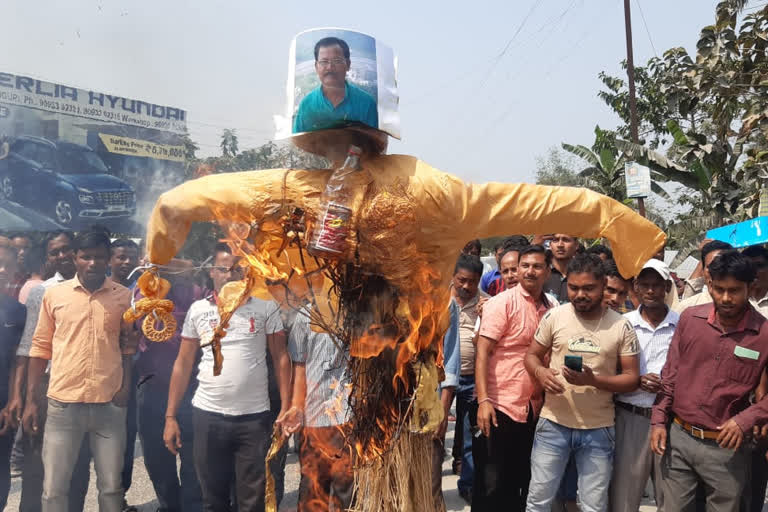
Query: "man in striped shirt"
610 258 678 511
282 310 353 511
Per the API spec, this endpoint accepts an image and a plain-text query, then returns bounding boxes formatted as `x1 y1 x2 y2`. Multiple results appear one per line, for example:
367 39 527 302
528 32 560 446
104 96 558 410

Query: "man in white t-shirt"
163 243 291 511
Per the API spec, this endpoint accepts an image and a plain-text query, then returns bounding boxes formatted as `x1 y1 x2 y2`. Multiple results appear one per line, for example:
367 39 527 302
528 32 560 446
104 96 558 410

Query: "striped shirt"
288 310 350 427
617 307 679 408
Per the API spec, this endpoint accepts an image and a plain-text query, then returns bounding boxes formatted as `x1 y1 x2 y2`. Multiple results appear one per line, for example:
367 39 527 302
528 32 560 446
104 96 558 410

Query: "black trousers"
470 407 535 512
192 407 271 512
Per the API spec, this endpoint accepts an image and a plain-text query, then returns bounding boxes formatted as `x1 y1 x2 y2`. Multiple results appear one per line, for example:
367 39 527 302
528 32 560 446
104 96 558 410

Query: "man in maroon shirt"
650 250 768 511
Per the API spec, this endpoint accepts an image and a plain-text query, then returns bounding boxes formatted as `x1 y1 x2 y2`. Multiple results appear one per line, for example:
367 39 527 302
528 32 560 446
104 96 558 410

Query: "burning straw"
214 206 446 510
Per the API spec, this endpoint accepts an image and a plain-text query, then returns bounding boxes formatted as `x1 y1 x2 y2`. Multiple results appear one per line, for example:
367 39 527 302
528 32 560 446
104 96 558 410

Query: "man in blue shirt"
293 37 378 133
0 242 26 509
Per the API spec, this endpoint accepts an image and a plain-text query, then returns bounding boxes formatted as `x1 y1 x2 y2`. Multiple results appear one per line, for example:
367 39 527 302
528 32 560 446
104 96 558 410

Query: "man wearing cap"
609 259 678 512
651 251 768 511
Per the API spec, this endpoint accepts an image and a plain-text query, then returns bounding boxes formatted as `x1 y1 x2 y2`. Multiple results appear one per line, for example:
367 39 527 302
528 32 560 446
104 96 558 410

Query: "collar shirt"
288 309 350 427
618 307 679 408
652 304 768 431
293 81 379 134
29 276 132 403
479 285 552 422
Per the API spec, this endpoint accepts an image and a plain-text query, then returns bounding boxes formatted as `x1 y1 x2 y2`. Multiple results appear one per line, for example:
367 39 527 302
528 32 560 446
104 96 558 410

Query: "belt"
673 416 719 441
616 401 652 419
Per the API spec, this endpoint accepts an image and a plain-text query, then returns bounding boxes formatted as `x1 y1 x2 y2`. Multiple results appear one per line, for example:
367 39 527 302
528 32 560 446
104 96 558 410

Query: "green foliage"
534 148 587 188
597 0 768 237
560 126 672 202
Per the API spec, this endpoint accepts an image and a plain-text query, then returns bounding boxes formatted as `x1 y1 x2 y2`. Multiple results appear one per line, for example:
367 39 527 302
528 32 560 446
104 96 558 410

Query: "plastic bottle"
307 145 363 258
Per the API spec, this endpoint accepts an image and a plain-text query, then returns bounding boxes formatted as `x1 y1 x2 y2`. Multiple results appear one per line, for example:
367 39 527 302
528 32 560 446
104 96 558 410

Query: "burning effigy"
130 29 666 512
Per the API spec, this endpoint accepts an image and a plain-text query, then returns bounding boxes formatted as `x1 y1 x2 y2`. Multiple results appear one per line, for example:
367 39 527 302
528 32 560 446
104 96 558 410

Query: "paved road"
3 425 470 511
4 417 704 512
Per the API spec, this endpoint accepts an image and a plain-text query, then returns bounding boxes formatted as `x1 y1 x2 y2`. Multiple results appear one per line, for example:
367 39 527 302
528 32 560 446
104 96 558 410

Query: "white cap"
639 258 671 282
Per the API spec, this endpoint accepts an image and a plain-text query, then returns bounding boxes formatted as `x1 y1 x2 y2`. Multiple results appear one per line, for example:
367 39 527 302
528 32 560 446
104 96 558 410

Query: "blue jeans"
455 374 475 494
137 378 202 512
526 418 615 512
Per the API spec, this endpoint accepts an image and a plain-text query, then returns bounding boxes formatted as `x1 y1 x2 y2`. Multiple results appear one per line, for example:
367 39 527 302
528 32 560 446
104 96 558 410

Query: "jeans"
137 377 202 512
526 418 615 512
20 412 90 512
455 374 475 494
42 400 127 512
192 407 271 512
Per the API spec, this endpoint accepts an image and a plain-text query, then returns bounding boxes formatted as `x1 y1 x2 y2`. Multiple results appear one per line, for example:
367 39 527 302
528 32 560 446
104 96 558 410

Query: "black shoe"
459 488 472 505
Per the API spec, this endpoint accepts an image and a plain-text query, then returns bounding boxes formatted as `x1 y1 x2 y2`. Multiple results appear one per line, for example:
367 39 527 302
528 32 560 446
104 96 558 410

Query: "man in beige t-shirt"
524 254 640 512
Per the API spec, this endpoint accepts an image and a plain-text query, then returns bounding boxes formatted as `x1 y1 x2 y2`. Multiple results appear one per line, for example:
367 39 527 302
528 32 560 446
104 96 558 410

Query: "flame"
206 196 453 504
349 324 398 358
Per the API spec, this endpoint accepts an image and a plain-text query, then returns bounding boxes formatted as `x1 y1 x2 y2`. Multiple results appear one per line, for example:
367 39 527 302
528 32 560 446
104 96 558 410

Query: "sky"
0 0 747 185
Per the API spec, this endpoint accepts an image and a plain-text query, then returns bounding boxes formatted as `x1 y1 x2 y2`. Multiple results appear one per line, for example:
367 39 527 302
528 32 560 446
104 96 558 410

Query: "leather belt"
616 401 652 419
674 416 719 441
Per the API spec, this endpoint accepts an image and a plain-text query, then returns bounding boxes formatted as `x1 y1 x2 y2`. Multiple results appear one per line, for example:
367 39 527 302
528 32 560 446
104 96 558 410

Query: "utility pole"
624 0 646 217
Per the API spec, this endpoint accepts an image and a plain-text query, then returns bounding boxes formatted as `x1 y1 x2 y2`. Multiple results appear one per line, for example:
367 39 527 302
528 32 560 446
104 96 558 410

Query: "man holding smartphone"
610 258 678 511
524 254 640 512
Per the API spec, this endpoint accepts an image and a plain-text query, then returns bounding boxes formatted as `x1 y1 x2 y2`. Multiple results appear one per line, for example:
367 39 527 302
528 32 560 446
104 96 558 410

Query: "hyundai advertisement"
0 72 187 233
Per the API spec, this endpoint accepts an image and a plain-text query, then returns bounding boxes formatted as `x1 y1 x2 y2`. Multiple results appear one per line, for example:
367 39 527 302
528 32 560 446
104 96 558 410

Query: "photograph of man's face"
291 30 379 135
315 40 350 89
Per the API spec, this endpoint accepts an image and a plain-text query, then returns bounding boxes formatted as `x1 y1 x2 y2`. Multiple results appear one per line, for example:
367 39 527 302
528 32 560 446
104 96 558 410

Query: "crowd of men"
1 227 768 512
439 234 768 512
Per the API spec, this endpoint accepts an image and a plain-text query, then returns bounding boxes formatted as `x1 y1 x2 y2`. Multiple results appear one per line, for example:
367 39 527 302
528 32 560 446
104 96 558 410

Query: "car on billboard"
0 136 136 227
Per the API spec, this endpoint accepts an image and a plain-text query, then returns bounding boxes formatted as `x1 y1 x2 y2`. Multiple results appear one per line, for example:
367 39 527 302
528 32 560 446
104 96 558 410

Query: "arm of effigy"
145 168 329 264
413 166 666 279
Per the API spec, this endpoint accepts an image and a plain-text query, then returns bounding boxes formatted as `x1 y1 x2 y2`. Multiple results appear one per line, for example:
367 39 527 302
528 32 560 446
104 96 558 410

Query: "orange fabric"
29 276 133 403
478 285 550 422
144 155 666 311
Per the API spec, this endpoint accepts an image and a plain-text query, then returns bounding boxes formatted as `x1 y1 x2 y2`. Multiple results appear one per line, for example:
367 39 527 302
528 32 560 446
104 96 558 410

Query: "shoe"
448 414 456 422
459 488 472 505
10 465 21 478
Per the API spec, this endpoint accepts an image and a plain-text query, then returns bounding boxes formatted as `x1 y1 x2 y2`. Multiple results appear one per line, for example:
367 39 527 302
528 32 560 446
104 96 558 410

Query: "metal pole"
624 0 646 217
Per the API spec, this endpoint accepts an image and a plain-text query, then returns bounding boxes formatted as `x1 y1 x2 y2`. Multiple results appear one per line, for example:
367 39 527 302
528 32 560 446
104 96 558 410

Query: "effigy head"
275 27 400 161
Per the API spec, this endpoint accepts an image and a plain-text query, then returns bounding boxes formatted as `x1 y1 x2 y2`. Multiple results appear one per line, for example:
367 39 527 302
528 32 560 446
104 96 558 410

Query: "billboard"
275 28 400 140
0 72 188 233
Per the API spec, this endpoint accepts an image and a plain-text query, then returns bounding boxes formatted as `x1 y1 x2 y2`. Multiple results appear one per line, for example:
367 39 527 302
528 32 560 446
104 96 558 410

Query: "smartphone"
564 355 583 372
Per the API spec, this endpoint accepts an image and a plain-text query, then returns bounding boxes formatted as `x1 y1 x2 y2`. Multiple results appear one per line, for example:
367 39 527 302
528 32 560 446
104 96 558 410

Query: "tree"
220 128 239 158
598 0 768 222
534 147 586 187
561 126 671 201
